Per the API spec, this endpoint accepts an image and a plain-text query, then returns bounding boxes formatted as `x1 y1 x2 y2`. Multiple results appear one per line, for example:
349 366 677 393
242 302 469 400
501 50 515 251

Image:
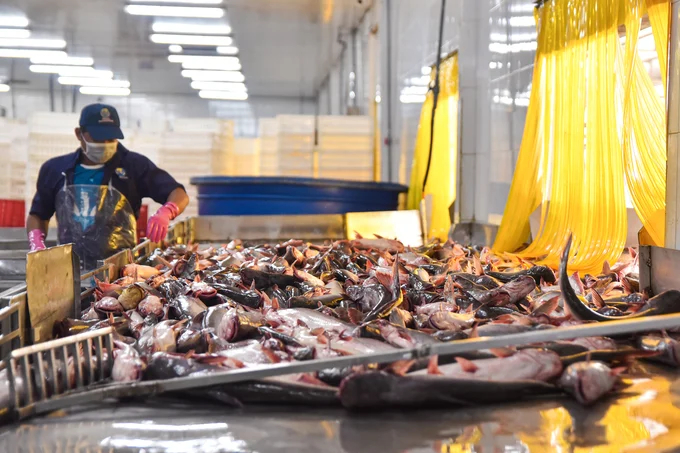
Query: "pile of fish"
46 235 680 409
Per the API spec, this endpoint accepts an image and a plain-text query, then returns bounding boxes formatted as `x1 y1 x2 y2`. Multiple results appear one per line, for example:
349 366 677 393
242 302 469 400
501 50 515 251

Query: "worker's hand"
146 202 180 243
28 229 46 252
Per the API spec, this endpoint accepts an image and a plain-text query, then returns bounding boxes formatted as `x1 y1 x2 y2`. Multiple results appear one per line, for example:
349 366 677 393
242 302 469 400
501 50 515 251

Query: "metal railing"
6 327 114 421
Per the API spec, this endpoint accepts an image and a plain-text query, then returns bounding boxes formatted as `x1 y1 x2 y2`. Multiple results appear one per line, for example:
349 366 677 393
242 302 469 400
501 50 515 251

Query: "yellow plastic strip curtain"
406 54 459 241
645 0 669 90
494 0 635 274
623 0 668 246
490 10 545 254
494 0 669 271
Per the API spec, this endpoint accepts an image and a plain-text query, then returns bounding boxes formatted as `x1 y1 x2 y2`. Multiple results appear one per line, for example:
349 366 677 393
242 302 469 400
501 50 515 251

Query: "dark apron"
55 180 137 271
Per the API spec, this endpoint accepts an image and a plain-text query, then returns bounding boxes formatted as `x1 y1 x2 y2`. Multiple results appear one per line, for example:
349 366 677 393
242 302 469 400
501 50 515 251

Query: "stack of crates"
124 132 163 219
0 119 28 204
317 115 374 181
212 120 235 176
26 113 80 226
258 118 278 176
277 115 315 178
232 138 260 176
152 118 235 218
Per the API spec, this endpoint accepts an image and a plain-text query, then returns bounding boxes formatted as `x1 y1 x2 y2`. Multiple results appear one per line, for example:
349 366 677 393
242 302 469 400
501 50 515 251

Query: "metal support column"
666 0 680 248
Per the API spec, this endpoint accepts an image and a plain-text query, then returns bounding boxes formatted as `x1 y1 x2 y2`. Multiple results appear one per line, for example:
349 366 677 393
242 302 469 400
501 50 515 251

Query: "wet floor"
2 366 680 452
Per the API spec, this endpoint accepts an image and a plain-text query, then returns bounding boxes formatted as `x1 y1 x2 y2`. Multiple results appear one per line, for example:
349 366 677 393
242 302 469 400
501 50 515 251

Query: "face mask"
83 140 118 164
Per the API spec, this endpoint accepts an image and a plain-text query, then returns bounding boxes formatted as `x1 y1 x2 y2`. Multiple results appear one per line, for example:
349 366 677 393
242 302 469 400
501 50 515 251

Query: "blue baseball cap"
79 103 124 141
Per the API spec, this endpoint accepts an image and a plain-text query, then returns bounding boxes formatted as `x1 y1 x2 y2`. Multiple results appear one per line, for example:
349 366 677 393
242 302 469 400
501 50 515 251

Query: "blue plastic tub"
189 176 409 216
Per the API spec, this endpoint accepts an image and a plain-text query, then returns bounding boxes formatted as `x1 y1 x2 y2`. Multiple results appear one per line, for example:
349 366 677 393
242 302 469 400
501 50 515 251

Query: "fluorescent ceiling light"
0 49 66 59
30 55 94 65
30 65 114 78
124 5 224 18
190 81 246 91
58 77 130 88
129 0 222 3
168 54 238 64
0 17 29 28
181 69 245 82
182 60 241 70
0 38 66 49
80 87 131 96
152 21 231 35
169 55 241 70
0 29 30 38
151 33 232 46
198 90 248 100
216 46 238 55
0 84 9 92
168 44 182 53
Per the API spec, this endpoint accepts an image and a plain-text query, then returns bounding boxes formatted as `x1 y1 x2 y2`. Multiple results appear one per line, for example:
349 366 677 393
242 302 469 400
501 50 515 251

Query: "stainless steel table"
0 364 679 452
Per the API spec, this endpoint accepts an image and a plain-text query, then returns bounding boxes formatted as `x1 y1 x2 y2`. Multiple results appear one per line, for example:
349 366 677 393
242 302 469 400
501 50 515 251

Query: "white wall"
0 88 315 138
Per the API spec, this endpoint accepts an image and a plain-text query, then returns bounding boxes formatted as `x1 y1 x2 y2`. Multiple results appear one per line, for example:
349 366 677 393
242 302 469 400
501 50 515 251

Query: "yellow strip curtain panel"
493 0 668 274
406 54 459 242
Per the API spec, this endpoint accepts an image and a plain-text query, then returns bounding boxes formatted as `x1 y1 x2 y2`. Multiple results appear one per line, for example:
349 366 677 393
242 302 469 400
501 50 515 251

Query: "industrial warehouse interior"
0 0 679 451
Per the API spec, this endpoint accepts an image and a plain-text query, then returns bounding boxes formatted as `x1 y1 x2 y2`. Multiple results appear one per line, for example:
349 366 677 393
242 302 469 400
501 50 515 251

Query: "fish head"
118 285 146 311
559 361 617 405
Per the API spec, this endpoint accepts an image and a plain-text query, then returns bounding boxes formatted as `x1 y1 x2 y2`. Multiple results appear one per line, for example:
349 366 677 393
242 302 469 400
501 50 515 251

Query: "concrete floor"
1 365 680 452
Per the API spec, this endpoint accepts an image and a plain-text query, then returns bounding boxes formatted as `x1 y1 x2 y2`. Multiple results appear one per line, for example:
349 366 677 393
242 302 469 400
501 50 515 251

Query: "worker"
26 103 190 269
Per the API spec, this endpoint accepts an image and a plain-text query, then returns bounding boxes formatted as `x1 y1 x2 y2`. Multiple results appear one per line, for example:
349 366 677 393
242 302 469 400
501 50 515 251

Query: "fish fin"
469 323 479 338
173 319 189 330
473 254 484 276
621 277 633 295
386 359 416 376
427 355 442 375
392 254 401 297
374 234 384 239
348 308 364 325
310 327 325 336
611 366 627 377
316 332 328 345
629 247 637 259
227 357 246 369
262 348 282 364
590 289 606 309
455 357 478 373
602 260 612 276
271 297 280 310
531 294 560 316
490 347 515 358
571 271 585 295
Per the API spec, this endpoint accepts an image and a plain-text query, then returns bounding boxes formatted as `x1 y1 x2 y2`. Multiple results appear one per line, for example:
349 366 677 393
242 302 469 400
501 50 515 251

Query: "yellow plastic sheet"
406 54 459 242
493 0 668 273
624 0 668 246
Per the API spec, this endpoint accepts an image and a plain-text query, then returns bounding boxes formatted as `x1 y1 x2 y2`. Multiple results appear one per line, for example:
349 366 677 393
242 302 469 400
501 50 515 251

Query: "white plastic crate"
259 118 278 137
276 115 315 135
317 136 372 152
168 118 223 134
317 115 372 135
318 150 373 168
28 112 79 134
318 169 374 181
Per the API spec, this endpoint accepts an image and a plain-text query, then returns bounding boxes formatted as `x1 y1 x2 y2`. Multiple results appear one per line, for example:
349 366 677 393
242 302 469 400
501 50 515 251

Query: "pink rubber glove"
146 202 180 243
28 229 46 252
